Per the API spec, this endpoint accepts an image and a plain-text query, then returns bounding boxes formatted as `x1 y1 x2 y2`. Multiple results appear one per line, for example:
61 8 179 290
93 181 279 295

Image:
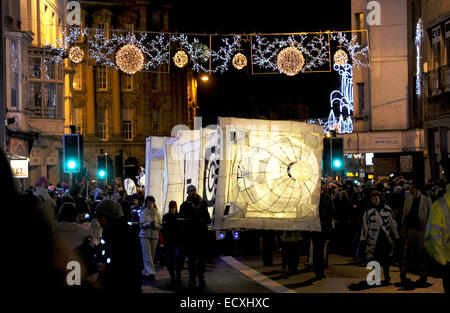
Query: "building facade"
4 0 67 189
3 0 196 188
345 0 426 182
71 1 194 184
412 0 450 181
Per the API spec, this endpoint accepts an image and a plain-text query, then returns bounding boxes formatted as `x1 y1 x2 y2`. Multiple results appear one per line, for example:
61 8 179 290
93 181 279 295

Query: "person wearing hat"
34 176 56 224
360 190 399 285
179 185 211 288
96 199 143 294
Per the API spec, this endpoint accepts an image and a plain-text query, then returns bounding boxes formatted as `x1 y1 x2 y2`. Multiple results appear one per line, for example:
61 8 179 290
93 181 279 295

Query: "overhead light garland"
45 27 369 74
115 44 144 74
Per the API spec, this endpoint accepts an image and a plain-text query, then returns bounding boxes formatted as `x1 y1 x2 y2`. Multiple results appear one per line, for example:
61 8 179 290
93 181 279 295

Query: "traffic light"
322 137 331 172
331 137 344 170
97 154 113 181
97 154 107 180
63 134 83 173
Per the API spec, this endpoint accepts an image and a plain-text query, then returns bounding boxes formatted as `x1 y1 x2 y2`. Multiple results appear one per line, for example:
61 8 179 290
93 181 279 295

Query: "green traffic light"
333 159 342 168
99 170 106 177
68 160 76 169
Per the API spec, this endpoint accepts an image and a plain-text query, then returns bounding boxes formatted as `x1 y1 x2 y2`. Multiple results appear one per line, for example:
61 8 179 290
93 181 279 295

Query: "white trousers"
141 237 158 276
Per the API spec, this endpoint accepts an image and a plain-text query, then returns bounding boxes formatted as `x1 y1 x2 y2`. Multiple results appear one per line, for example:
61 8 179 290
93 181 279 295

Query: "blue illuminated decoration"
328 63 354 134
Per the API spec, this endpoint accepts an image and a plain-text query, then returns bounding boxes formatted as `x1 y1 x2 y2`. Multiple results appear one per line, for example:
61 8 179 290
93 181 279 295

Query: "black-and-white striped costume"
360 205 399 260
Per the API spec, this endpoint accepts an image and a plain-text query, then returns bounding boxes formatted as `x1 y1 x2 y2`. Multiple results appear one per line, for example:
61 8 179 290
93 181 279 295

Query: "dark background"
171 0 352 126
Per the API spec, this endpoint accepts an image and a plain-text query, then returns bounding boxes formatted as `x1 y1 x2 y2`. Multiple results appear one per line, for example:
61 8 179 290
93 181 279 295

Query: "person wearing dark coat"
179 185 211 288
96 199 143 294
162 200 184 284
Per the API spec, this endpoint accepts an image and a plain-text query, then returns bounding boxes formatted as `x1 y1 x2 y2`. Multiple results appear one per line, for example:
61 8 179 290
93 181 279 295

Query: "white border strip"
221 256 296 293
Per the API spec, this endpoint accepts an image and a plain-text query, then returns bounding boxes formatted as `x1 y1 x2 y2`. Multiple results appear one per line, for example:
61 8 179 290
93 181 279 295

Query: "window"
124 23 134 36
28 56 63 118
122 108 133 140
29 57 42 79
73 63 82 90
355 12 364 44
74 107 83 134
96 66 108 90
431 26 441 69
98 23 109 40
122 73 133 91
152 73 159 92
152 109 159 133
357 82 366 115
97 107 107 140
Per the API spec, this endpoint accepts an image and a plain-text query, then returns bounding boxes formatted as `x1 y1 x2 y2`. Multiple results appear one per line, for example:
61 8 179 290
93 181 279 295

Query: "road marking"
220 256 297 293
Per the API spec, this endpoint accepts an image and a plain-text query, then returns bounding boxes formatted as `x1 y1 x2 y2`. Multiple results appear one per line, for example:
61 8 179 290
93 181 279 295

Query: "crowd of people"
259 170 449 292
2 146 448 294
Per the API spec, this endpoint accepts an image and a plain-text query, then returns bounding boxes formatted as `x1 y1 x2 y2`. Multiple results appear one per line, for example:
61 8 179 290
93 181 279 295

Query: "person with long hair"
139 196 162 281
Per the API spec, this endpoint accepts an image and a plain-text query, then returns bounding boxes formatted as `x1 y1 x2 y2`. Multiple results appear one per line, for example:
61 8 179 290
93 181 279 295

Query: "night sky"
171 0 351 126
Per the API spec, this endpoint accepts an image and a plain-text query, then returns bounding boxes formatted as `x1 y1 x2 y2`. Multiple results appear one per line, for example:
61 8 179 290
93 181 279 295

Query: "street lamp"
200 75 209 82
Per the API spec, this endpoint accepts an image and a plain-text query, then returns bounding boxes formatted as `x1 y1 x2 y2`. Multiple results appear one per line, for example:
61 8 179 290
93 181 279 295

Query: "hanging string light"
333 49 348 66
276 47 305 76
115 44 144 74
69 46 84 63
232 52 247 70
173 50 189 68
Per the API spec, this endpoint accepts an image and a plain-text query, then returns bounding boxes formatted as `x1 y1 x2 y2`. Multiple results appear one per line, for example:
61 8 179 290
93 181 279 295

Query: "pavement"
142 253 445 293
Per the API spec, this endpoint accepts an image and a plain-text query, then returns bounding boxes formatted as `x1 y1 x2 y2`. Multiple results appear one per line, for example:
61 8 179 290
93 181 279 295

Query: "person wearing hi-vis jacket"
139 196 162 281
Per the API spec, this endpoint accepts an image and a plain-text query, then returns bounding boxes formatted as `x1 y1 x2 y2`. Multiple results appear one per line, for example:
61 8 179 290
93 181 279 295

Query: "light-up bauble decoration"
276 47 305 76
115 44 144 74
173 50 189 68
69 46 84 63
232 53 247 70
192 42 211 63
333 49 348 66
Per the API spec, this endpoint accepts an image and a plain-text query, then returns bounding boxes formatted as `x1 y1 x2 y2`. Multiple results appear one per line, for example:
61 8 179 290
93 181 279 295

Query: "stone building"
3 0 67 189
411 0 450 181
69 0 196 184
344 0 426 182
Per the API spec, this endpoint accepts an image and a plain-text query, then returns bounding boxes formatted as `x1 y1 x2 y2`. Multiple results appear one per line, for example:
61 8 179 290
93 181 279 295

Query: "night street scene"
0 0 449 308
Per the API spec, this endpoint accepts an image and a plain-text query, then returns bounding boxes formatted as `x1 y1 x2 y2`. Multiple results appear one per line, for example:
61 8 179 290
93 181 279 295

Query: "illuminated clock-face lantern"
233 133 320 219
